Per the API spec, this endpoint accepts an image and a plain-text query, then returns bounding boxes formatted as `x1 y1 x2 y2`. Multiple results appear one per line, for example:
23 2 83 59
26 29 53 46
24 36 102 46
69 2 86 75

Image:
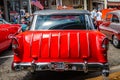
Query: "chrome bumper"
12 62 109 73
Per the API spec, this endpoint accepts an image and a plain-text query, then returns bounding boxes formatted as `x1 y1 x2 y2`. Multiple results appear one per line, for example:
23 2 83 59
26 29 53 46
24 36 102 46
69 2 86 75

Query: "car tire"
112 35 120 48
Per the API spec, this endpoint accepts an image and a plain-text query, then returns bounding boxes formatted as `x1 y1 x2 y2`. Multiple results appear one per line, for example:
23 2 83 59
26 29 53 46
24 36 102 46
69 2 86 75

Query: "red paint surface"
0 24 20 53
13 30 108 64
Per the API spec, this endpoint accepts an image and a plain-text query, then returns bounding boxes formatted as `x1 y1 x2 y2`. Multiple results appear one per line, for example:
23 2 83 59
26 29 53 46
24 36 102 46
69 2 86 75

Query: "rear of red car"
12 30 109 75
12 10 109 77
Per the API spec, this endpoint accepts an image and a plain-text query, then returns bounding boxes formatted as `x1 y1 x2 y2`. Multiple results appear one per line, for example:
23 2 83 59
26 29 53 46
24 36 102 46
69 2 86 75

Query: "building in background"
44 0 105 11
107 0 120 9
1 0 118 21
0 0 4 19
1 0 31 22
92 0 104 10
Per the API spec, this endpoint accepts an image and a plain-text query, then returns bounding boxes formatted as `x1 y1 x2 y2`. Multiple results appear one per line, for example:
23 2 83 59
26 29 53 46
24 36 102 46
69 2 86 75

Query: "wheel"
112 35 120 48
102 69 109 80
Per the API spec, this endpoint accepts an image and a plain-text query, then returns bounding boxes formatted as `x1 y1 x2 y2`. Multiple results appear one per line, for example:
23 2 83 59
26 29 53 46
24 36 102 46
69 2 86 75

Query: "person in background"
24 12 30 24
96 9 102 21
0 10 2 18
21 17 28 32
13 14 18 24
91 9 97 21
95 9 102 29
20 8 26 17
91 9 97 28
0 6 3 18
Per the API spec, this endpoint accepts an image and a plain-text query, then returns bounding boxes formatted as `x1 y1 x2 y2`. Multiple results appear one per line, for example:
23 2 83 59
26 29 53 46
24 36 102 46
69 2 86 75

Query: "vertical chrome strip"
48 33 52 57
31 15 37 30
38 33 42 58
30 33 34 58
77 32 80 57
87 32 90 57
58 32 61 58
68 32 70 57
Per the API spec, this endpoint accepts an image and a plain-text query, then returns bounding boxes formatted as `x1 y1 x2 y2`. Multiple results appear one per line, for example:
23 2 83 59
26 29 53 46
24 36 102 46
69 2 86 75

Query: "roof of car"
33 10 90 15
108 10 120 15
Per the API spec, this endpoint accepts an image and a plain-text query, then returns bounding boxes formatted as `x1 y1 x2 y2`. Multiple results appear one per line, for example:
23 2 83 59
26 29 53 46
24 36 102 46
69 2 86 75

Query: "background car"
0 18 20 53
95 8 117 28
99 10 120 48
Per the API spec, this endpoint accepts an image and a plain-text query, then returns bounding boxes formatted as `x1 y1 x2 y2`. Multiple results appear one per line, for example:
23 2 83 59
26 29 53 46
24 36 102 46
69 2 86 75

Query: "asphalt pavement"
0 43 120 80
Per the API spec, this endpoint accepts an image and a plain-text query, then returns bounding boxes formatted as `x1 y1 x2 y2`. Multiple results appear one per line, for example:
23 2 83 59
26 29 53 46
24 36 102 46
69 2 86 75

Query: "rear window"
33 14 94 30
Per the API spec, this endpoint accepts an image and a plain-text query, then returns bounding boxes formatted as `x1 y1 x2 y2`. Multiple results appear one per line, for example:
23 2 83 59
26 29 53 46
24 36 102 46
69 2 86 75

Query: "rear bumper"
12 62 109 72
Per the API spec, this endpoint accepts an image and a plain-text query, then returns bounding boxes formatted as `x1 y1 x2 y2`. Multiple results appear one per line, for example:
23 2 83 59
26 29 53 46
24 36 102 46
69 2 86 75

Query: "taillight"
12 38 20 54
102 38 109 50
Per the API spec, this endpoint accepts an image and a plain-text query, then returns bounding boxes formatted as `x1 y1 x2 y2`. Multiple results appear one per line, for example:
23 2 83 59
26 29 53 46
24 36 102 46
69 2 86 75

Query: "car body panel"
99 10 120 40
0 20 20 53
101 8 118 20
13 30 107 63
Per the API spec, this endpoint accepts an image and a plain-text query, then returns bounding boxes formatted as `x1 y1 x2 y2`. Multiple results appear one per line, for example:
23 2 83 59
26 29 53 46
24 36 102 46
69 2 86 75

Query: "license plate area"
51 62 65 70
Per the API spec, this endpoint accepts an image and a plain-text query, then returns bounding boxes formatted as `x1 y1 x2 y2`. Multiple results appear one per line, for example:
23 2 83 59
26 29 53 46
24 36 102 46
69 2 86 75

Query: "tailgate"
21 31 100 62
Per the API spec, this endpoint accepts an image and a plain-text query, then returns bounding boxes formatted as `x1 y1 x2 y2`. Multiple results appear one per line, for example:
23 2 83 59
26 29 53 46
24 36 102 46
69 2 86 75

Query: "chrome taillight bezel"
101 38 109 50
12 37 20 54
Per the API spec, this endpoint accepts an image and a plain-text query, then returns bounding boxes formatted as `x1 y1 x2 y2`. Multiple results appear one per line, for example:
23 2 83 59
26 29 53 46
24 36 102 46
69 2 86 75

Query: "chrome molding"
12 62 109 72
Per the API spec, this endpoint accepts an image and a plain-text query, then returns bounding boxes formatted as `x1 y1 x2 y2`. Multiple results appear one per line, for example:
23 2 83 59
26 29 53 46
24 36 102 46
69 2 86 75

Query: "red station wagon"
12 10 109 77
0 18 20 53
99 10 120 48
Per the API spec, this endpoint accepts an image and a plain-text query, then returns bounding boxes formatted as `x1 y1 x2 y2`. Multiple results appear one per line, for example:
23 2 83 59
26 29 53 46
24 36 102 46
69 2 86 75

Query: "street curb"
110 65 120 73
0 55 13 59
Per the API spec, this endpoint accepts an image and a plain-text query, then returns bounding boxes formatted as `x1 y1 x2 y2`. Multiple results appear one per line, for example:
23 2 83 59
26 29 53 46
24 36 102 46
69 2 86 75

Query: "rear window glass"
34 14 93 30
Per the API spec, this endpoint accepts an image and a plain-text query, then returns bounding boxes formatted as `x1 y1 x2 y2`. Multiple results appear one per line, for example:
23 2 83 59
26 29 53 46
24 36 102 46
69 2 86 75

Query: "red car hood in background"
15 30 107 63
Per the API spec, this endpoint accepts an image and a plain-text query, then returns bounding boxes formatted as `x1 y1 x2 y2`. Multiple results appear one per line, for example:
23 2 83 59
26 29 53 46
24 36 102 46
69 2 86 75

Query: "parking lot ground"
0 43 120 80
87 71 120 80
